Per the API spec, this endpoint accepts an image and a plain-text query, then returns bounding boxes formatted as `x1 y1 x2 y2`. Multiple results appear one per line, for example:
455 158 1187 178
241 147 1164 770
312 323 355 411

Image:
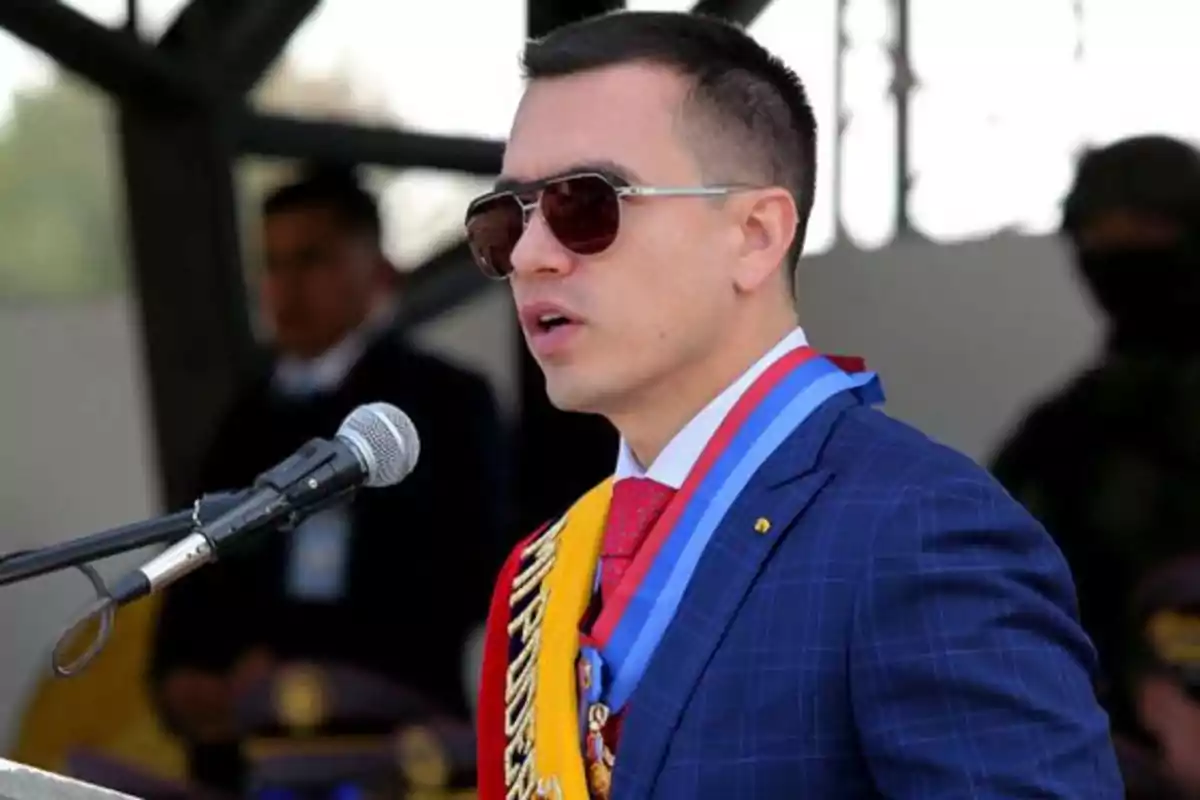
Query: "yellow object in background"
9 594 186 781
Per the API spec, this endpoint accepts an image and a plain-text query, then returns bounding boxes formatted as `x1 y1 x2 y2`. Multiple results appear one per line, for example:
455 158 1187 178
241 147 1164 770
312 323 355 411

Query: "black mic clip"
200 437 365 550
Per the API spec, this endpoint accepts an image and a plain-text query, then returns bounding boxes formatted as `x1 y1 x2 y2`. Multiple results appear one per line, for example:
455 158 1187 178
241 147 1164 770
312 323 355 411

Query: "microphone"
107 402 420 606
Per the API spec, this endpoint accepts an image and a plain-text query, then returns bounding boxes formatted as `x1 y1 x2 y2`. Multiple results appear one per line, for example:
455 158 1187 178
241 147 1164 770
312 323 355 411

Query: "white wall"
0 231 1104 750
0 299 159 749
798 232 1103 462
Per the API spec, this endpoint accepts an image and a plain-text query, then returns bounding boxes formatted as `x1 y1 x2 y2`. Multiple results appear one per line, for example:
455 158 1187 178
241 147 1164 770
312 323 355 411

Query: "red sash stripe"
477 527 541 799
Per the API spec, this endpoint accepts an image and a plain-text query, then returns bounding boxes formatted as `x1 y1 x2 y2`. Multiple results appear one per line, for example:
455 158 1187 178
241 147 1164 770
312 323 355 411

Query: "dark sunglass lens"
541 175 620 256
465 196 524 278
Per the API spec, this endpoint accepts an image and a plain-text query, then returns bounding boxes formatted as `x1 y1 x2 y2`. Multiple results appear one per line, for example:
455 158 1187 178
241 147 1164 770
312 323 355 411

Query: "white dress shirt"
614 327 810 489
272 301 398 397
273 332 370 397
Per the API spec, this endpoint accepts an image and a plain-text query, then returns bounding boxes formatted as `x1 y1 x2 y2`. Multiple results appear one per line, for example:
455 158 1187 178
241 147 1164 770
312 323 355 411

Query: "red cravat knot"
599 477 676 604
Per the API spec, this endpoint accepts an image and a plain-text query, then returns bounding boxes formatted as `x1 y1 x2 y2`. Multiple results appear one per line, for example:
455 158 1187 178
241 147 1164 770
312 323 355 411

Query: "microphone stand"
0 492 246 679
0 491 246 588
4 483 359 678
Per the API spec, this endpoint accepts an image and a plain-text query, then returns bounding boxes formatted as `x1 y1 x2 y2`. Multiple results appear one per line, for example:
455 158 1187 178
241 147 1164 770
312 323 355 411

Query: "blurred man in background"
148 167 508 792
992 134 1200 737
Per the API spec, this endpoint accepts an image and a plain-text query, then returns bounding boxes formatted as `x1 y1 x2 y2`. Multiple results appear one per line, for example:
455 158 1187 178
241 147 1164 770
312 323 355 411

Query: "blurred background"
4 0 1200 797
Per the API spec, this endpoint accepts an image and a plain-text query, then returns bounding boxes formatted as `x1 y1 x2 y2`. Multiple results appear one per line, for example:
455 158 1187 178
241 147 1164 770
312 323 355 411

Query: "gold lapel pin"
754 517 771 534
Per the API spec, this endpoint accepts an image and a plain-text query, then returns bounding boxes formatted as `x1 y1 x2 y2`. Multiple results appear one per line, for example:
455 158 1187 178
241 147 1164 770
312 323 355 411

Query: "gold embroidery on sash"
503 517 566 799
511 534 556 606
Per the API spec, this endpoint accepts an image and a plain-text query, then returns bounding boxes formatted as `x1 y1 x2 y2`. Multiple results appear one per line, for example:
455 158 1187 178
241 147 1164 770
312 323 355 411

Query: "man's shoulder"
786 403 1082 627
367 334 494 394
822 403 998 490
810 403 1041 545
494 476 613 577
490 522 559 597
994 365 1113 450
355 336 501 436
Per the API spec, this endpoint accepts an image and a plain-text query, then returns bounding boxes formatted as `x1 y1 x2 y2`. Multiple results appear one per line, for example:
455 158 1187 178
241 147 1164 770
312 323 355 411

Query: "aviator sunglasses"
463 171 753 279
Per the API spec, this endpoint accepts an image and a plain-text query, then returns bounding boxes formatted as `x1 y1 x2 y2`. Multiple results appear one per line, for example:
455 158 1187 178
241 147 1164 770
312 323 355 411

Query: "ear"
730 187 799 294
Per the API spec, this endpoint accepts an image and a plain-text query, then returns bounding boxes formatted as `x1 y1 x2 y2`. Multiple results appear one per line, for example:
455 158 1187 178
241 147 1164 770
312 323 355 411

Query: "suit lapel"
612 393 858 798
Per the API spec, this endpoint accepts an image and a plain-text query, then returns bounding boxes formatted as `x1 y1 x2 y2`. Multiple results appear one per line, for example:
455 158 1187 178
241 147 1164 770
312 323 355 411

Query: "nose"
509 207 575 279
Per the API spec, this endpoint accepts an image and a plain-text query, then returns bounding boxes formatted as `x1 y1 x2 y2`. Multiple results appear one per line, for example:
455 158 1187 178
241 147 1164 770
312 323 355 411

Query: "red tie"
599 477 677 604
586 477 676 797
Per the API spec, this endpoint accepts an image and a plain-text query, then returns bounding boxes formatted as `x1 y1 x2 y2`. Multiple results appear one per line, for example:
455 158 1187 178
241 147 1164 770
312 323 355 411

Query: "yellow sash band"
531 478 613 797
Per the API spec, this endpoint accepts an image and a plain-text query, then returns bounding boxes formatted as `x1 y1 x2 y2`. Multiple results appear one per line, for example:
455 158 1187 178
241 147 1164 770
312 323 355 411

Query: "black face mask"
1078 244 1200 354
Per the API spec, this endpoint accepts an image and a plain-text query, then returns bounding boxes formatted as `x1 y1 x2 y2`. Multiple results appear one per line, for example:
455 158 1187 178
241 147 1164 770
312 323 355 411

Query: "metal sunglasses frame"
463 171 759 278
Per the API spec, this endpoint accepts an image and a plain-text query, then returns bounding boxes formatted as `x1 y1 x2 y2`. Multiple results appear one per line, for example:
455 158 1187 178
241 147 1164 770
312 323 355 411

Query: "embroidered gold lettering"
511 519 563 604
505 697 535 755
511 556 554 606
506 756 539 800
509 586 547 640
505 627 539 705
502 514 567 798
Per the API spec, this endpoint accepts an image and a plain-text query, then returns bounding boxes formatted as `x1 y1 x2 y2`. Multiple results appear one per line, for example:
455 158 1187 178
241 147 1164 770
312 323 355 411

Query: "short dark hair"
263 164 382 246
522 10 817 279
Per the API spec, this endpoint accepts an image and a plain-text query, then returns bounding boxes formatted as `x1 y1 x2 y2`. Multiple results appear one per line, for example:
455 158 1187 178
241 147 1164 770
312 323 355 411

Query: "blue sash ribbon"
579 351 883 719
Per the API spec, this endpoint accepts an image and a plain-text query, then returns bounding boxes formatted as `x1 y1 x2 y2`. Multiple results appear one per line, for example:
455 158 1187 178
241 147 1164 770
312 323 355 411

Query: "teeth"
539 313 566 324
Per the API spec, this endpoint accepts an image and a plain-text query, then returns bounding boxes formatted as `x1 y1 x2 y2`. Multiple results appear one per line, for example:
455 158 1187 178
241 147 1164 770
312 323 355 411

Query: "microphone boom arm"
105 440 366 608
0 492 246 589
29 403 417 680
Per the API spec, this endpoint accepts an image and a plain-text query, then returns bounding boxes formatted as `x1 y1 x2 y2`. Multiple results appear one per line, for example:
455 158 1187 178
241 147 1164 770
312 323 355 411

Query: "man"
149 168 507 792
991 135 1200 737
469 11 1122 799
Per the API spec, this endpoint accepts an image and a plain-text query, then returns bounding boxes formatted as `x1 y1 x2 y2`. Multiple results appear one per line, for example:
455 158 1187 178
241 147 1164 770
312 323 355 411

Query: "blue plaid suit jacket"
611 392 1123 799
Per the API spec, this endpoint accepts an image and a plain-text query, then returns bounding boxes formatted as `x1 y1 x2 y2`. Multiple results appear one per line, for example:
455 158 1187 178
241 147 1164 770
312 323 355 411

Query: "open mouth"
535 313 574 333
520 305 583 355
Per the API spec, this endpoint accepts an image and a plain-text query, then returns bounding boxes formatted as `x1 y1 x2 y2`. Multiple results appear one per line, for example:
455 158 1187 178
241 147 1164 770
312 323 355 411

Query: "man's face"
261 207 382 359
1075 208 1182 254
1072 208 1200 342
500 63 747 418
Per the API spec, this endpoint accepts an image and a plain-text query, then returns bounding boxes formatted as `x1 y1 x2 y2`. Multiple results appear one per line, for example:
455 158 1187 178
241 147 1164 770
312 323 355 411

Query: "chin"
541 369 609 415
543 381 592 413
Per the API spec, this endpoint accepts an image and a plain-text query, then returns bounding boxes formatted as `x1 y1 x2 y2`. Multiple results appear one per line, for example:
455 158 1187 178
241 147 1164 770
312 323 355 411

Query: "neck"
284 303 395 364
613 310 798 469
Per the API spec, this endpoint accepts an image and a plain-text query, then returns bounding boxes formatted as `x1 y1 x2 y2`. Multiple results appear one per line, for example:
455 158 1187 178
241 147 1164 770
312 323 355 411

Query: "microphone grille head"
337 403 420 487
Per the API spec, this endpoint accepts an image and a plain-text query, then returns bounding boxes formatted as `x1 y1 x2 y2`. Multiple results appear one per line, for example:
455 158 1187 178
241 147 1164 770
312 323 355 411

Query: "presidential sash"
476 347 882 799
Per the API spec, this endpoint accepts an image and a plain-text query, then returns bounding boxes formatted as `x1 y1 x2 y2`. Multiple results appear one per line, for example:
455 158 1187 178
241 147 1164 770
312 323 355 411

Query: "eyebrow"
493 160 643 192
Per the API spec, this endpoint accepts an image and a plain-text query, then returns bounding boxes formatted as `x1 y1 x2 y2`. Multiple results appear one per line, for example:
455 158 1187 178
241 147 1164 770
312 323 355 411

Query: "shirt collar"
272 302 396 397
614 326 810 489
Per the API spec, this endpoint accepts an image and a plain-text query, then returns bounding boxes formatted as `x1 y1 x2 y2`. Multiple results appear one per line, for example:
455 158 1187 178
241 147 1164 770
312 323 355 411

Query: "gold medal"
585 703 615 799
587 702 610 731
588 759 613 800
